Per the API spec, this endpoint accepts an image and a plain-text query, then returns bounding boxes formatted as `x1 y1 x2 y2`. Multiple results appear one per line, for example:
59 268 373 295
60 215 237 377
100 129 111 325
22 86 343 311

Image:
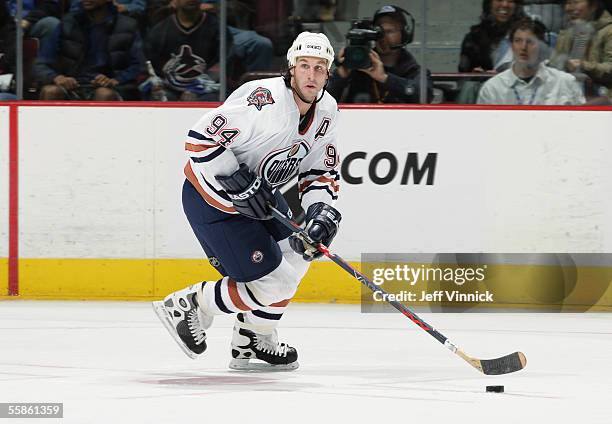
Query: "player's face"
292 57 329 101
512 29 540 66
565 0 596 22
375 17 403 54
491 0 516 23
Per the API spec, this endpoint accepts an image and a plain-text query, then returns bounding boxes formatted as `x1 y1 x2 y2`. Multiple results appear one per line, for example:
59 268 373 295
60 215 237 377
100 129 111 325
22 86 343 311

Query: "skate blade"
228 358 299 372
152 301 199 360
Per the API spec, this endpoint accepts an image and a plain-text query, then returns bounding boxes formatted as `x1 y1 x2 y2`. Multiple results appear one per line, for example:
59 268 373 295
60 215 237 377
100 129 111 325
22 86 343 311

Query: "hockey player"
153 32 341 371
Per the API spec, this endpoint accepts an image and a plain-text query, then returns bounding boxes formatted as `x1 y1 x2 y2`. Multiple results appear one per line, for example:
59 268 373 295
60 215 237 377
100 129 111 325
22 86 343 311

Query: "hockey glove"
215 163 277 220
289 202 342 261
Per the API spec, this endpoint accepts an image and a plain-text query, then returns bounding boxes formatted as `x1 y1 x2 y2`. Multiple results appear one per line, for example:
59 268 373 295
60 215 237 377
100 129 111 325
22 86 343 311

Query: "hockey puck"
486 385 504 393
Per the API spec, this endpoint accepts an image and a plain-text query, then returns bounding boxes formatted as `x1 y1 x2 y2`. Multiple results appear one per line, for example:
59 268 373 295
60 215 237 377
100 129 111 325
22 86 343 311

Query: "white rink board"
17 106 612 259
18 106 206 259
337 109 612 255
0 106 9 257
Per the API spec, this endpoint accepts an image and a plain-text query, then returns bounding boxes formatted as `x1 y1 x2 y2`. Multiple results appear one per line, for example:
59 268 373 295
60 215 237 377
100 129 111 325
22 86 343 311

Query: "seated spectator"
145 0 231 101
328 4 433 103
0 0 17 100
7 0 61 47
70 0 145 24
548 0 612 99
34 0 144 100
147 0 273 77
201 0 274 73
69 0 146 34
459 0 526 72
478 17 585 105
112 0 144 20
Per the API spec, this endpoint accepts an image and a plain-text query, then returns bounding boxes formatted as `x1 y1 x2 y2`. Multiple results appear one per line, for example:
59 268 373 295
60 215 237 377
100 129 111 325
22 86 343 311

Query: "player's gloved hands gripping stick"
216 163 277 220
289 202 342 261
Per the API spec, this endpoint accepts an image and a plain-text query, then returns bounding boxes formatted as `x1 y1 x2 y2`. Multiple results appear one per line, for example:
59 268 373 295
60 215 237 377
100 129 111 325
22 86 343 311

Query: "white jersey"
184 76 340 215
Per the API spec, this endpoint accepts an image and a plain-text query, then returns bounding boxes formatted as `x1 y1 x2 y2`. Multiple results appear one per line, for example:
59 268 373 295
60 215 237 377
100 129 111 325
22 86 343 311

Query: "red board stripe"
8 105 18 296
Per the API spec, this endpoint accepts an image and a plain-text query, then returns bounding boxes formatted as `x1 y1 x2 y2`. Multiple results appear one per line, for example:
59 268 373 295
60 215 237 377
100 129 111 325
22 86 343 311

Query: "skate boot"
229 323 299 371
152 283 213 359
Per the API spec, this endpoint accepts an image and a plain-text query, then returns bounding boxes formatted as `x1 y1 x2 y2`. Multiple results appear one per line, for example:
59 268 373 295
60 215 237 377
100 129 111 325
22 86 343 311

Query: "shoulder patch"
247 87 275 111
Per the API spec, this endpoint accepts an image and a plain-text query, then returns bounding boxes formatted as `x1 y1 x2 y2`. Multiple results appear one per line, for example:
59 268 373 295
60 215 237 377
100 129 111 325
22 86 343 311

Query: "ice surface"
0 301 610 423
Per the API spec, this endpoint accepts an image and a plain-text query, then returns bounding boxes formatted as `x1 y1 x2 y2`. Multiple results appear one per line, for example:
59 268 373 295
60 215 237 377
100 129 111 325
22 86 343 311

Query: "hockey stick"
269 206 527 376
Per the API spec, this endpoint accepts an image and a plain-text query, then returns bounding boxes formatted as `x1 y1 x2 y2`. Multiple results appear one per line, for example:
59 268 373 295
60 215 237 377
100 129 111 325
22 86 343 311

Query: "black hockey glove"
215 163 277 220
289 202 342 261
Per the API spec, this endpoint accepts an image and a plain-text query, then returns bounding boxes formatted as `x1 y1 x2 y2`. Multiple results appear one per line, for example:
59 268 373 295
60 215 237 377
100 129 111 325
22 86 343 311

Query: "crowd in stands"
476 16 586 104
1 0 611 105
462 0 612 105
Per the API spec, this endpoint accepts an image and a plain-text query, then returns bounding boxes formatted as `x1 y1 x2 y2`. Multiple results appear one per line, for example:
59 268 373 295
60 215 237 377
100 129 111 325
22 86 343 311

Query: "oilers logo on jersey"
247 87 275 111
184 77 339 215
259 141 310 186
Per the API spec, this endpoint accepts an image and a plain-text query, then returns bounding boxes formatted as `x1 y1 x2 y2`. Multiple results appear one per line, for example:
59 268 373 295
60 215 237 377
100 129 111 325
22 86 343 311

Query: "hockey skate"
152 283 213 359
229 324 299 371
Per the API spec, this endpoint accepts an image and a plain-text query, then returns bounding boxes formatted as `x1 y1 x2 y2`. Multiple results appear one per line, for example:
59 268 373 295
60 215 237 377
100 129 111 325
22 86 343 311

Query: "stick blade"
480 351 527 375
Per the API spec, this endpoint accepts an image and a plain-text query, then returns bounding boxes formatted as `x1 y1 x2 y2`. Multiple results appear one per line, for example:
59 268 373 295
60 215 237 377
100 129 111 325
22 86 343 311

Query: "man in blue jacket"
34 0 144 100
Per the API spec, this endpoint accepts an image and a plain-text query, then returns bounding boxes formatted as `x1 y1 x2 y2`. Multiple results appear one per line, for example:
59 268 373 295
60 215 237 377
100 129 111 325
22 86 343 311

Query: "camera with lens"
343 19 383 70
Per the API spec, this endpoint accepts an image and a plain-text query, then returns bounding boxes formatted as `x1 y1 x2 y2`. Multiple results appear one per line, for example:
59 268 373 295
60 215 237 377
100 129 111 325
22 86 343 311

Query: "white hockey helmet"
286 31 335 70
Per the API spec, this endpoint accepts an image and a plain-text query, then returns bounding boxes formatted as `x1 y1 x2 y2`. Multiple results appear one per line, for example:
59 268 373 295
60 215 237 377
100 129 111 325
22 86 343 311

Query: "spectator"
328 4 433 104
478 17 585 105
202 0 274 73
145 0 231 101
112 0 144 19
70 0 146 25
70 0 147 32
548 0 612 99
0 0 17 100
146 0 274 83
7 0 61 46
459 0 526 72
34 0 144 100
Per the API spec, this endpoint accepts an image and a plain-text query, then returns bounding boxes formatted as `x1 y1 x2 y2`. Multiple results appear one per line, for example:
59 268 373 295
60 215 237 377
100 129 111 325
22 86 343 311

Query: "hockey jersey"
184 76 340 215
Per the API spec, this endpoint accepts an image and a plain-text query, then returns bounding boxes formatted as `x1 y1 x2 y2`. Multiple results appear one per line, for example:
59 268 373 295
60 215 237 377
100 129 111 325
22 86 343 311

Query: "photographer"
328 4 432 104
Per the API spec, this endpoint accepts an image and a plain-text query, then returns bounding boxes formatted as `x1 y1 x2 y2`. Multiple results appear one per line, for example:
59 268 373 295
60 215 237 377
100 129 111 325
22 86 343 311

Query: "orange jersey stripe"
185 142 217 152
184 162 236 214
228 279 251 311
299 176 340 193
269 298 291 308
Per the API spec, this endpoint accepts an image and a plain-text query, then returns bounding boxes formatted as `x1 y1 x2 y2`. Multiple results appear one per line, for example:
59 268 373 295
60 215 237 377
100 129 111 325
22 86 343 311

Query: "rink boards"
0 107 8 289
1 103 612 308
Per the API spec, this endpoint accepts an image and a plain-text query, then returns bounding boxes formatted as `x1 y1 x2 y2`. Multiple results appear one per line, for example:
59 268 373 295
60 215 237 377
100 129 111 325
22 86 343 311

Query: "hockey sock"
198 276 292 317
